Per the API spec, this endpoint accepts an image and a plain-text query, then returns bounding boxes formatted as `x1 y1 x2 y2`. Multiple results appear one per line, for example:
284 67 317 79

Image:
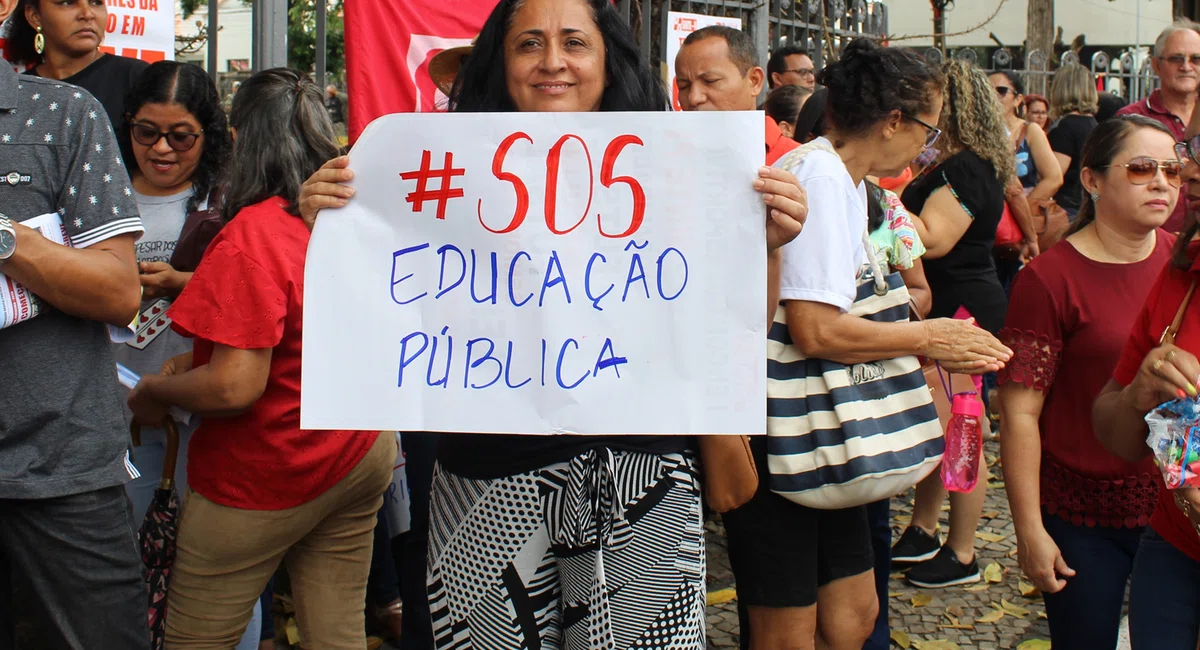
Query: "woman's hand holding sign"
299 156 355 232
756 166 807 252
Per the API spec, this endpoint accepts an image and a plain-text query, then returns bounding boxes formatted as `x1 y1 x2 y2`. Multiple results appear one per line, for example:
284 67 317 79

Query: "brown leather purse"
1030 198 1071 253
698 434 759 513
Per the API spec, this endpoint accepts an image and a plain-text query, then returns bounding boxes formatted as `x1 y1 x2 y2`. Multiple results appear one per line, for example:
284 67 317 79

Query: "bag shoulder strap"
1161 280 1198 346
1014 121 1029 152
775 139 837 173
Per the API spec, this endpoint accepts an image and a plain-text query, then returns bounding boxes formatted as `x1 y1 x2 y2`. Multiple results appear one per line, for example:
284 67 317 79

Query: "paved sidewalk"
705 441 1061 650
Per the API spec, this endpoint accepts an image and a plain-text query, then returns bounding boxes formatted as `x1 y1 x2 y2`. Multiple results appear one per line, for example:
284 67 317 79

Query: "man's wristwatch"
0 216 15 266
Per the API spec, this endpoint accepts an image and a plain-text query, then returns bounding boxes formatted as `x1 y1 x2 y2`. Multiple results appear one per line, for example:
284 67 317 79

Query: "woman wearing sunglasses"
893 60 1014 589
998 115 1179 650
1093 119 1200 648
989 72 1064 211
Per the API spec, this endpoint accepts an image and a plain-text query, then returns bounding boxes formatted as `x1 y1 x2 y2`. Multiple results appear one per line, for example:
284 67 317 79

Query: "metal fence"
932 46 1159 104
614 0 888 74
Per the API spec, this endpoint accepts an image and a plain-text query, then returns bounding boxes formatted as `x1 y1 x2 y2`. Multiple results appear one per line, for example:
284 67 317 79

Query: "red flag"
345 0 498 142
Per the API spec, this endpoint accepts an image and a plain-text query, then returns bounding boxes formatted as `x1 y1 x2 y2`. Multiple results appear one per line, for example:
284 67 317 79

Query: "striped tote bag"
765 232 944 509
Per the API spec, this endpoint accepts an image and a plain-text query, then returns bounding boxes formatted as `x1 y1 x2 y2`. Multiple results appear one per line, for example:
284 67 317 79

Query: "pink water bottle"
941 392 983 493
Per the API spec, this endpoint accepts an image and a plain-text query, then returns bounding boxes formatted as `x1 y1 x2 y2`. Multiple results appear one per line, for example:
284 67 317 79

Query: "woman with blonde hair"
893 59 1015 588
1048 63 1100 219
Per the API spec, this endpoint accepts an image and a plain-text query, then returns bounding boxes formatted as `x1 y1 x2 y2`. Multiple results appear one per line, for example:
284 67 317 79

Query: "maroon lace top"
999 235 1174 527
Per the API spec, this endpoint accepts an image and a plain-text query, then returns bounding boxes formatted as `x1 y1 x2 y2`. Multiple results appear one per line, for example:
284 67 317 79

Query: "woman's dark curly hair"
816 38 942 141
449 0 668 113
122 61 231 214
5 0 42 65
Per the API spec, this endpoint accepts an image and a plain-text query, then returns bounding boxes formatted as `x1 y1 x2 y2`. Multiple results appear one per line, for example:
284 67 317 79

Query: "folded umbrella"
131 418 181 650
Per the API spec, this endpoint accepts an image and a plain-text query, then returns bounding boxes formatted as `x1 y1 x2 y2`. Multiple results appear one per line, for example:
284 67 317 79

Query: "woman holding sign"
298 0 806 648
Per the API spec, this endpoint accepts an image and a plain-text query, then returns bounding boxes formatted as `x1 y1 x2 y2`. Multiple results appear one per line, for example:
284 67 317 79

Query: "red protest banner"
344 0 498 142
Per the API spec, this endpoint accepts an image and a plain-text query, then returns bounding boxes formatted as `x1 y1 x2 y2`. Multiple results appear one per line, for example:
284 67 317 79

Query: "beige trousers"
164 433 396 650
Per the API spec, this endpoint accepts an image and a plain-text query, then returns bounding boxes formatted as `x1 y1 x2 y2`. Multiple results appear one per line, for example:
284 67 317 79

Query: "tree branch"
886 0 1009 43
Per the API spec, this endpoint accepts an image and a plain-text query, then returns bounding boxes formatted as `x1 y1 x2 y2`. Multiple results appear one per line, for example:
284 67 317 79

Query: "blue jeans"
1040 512 1141 649
1130 527 1200 649
862 499 891 650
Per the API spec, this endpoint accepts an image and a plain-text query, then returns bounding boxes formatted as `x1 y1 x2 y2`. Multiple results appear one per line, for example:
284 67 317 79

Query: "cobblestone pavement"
705 441 1059 650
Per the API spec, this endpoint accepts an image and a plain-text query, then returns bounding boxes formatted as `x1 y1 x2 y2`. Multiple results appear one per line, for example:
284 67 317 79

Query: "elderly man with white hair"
1117 17 1200 231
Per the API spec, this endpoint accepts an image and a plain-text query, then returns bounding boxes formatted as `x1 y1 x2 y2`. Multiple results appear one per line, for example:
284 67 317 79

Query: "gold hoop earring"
34 27 45 55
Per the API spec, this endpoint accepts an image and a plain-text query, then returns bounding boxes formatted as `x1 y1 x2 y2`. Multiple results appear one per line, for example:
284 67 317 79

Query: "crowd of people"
5 0 1200 648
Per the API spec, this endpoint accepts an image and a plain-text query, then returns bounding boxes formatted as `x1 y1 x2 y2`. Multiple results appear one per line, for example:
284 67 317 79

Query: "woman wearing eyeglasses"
893 60 1014 589
998 115 1179 650
118 61 271 650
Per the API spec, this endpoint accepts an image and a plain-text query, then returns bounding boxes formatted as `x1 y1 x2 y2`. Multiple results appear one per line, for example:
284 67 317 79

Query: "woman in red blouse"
999 115 1179 649
126 68 394 649
1093 113 1200 649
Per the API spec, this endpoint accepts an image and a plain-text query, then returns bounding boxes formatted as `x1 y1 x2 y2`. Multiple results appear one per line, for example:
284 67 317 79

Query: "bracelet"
1173 492 1200 538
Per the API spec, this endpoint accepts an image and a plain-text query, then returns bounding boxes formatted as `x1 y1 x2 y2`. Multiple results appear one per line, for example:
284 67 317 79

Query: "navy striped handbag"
765 232 944 509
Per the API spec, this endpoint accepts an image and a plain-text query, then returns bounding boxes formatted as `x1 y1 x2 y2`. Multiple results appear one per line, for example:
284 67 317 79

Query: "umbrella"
131 418 181 650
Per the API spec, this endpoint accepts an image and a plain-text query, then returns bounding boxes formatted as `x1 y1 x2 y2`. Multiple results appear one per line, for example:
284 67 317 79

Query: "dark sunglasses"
901 113 941 149
1161 54 1200 66
1098 156 1184 188
129 122 203 152
994 86 1014 97
1176 135 1200 166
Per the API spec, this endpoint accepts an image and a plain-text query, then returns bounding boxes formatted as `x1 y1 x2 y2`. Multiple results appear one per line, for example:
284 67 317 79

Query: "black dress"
901 151 1008 334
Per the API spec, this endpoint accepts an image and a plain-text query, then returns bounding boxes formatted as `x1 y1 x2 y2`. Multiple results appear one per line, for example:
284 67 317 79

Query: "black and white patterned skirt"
427 449 705 650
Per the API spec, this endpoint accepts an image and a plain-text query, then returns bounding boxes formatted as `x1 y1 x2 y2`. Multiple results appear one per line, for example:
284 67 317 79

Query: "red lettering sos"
477 132 647 238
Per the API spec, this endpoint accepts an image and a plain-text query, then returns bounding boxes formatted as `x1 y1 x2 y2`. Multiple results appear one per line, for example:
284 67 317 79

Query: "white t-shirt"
775 137 868 312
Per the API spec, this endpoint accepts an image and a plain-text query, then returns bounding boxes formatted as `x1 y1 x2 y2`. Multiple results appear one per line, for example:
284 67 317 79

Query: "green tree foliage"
288 0 345 79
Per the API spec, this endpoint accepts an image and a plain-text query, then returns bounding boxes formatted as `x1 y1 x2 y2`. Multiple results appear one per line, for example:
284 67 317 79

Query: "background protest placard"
99 0 174 63
665 11 743 110
302 112 766 435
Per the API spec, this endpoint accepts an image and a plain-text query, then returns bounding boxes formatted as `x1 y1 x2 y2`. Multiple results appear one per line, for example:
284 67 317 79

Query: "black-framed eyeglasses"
1176 135 1200 166
785 68 816 78
902 113 942 149
994 86 1013 97
129 121 203 152
1098 156 1184 188
1160 54 1200 67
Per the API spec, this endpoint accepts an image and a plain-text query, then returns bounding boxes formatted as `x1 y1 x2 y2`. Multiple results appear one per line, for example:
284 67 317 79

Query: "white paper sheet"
302 112 767 435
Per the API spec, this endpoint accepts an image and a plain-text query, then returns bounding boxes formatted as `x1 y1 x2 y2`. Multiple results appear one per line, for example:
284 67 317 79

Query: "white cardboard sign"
302 111 766 435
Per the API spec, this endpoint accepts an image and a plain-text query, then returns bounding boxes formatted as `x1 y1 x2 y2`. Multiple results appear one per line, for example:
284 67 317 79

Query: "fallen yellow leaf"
890 572 907 581
890 629 912 649
964 583 990 592
1037 610 1048 619
912 592 933 607
286 618 302 646
976 609 1006 624
976 531 1008 543
946 605 965 618
981 510 1001 519
915 639 962 650
938 624 975 631
1017 640 1052 650
706 588 737 606
889 591 904 598
988 481 1006 489
983 562 1004 583
1000 599 1030 618
1019 581 1042 598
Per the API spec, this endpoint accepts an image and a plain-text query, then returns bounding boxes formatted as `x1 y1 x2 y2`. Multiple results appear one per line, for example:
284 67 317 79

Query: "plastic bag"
1145 398 1200 489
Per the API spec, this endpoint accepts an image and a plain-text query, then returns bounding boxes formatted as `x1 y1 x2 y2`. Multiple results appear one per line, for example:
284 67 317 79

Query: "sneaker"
905 545 981 588
891 526 941 566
